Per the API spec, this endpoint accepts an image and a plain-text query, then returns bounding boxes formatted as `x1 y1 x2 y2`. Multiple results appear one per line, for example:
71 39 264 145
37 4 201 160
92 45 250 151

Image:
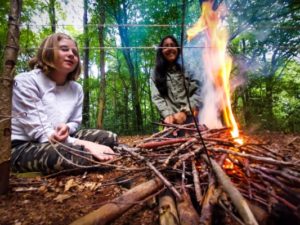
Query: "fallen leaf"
64 178 76 192
53 194 72 203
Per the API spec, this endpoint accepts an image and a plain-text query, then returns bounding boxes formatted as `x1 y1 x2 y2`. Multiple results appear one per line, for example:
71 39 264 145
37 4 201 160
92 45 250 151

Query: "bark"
96 0 106 129
0 0 22 194
82 0 90 127
70 178 163 225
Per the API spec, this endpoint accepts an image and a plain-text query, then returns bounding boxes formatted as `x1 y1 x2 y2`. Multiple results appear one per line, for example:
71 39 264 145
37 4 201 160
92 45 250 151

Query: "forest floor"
0 132 300 225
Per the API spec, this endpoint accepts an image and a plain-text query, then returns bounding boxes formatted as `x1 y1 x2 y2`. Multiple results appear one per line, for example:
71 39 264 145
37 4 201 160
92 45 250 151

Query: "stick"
192 160 203 204
120 146 182 200
70 178 163 225
163 138 198 167
137 138 190 149
201 155 259 225
209 148 299 168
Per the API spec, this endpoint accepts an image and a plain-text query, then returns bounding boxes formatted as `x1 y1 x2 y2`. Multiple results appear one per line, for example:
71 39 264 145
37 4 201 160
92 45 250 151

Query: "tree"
82 0 90 127
0 0 22 194
96 0 106 128
107 0 143 132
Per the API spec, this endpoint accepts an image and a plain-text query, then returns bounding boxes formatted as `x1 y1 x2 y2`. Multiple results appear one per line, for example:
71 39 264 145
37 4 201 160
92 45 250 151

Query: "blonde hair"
29 33 81 81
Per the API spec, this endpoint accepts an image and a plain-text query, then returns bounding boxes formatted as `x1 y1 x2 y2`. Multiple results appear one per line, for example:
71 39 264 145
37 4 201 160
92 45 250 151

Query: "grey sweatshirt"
12 69 83 144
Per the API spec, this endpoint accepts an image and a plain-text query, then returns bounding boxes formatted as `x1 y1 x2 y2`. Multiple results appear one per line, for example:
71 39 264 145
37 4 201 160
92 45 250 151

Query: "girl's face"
53 38 79 75
162 38 178 63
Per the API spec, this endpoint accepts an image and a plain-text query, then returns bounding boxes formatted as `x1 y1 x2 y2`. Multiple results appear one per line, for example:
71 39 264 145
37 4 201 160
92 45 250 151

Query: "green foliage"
1 0 299 134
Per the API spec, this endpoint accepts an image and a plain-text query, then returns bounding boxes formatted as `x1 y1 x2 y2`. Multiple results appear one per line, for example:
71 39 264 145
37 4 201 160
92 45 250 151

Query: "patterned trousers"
11 129 118 174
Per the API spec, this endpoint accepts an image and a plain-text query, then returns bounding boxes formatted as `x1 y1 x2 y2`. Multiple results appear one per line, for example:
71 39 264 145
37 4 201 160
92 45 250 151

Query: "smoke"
183 33 224 128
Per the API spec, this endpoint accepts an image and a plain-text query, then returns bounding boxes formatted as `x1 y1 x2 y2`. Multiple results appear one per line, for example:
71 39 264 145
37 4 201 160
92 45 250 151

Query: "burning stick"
201 154 258 225
209 147 299 168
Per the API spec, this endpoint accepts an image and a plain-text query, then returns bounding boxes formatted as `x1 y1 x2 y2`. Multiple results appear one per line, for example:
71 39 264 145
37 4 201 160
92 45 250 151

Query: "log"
159 191 180 225
70 178 163 225
176 189 200 225
201 155 259 225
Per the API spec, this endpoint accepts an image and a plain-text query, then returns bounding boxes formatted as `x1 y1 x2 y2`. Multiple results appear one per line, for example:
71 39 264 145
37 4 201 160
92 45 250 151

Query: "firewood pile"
71 123 300 225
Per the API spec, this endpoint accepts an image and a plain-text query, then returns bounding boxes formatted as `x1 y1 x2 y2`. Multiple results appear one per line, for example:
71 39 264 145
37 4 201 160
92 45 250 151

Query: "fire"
222 158 234 170
187 1 243 144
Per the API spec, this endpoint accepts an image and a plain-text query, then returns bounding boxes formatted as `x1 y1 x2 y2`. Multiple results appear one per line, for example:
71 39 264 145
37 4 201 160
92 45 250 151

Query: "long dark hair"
154 35 182 97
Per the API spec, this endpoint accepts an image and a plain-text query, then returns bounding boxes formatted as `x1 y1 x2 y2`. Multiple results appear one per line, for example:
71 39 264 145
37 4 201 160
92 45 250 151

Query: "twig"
118 146 182 201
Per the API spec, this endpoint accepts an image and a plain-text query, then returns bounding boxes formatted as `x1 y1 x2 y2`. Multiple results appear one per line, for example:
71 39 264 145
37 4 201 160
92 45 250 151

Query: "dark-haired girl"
150 35 202 127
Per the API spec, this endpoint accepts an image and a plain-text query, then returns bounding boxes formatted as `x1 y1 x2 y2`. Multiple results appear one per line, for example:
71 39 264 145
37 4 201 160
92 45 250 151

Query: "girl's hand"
164 115 174 124
173 111 187 124
74 139 115 161
51 123 70 142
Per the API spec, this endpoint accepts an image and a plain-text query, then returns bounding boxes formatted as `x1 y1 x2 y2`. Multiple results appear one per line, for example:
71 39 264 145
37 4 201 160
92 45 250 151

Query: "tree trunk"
112 0 143 132
265 74 274 128
96 0 106 129
0 0 22 195
48 0 56 33
82 0 90 128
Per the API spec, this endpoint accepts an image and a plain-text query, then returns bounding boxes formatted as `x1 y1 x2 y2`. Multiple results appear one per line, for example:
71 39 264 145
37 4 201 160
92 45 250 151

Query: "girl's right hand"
73 139 115 161
164 115 174 124
50 123 70 142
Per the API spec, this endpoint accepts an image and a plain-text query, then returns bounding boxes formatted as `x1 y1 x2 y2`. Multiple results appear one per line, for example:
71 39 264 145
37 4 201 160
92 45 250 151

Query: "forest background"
0 0 299 136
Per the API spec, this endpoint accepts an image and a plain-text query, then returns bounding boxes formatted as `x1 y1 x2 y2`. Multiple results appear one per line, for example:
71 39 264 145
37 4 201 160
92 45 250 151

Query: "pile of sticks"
71 124 300 225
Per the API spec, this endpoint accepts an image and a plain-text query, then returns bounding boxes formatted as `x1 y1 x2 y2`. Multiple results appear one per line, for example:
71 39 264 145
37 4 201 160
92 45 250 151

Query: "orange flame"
187 1 243 144
222 158 234 170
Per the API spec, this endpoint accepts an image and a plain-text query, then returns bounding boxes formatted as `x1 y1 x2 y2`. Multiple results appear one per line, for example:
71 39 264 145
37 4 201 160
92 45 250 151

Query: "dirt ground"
0 133 299 225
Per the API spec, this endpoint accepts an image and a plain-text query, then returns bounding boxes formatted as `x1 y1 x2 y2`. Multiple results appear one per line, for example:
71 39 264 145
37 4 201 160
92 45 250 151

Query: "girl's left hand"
173 111 187 124
52 123 70 142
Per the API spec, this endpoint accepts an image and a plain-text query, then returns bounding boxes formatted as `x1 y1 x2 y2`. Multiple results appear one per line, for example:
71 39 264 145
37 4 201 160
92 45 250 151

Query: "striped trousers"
11 129 118 174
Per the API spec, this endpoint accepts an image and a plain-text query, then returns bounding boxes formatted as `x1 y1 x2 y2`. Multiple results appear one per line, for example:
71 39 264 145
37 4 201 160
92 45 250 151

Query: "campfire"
71 125 300 225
